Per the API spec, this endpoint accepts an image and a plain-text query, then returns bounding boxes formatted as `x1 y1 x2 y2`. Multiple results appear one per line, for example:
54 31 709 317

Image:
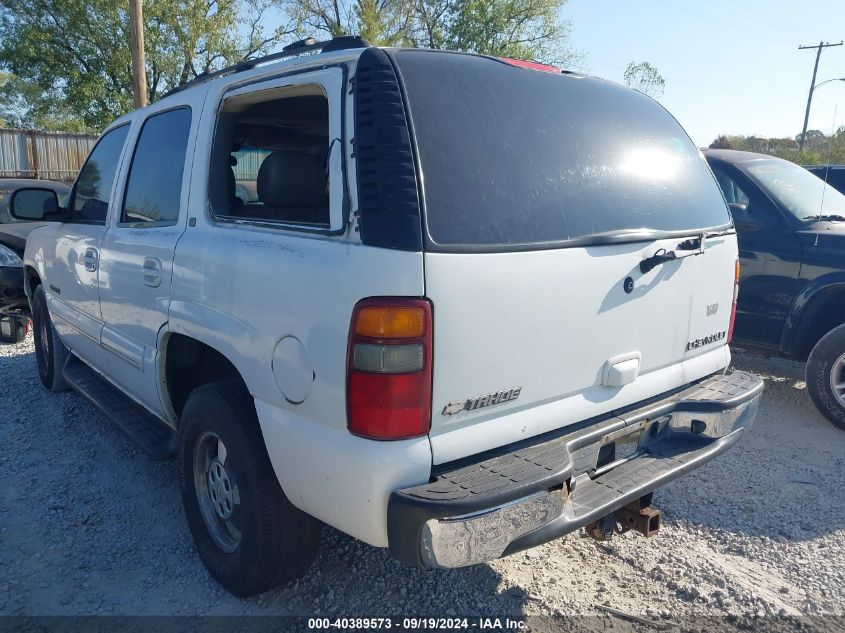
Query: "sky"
563 0 845 146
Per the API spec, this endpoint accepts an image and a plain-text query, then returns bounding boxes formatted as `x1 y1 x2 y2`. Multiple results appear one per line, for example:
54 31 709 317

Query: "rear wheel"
178 379 319 596
31 284 68 392
805 324 845 431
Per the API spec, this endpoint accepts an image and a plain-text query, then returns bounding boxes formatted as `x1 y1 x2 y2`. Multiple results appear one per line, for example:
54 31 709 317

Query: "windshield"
745 159 845 223
393 50 731 250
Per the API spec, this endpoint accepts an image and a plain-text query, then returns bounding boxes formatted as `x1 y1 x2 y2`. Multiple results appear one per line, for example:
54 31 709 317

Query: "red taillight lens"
728 259 740 344
347 298 432 440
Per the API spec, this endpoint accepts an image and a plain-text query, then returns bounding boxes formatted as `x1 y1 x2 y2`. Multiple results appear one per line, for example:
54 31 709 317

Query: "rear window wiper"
803 214 845 222
639 233 705 274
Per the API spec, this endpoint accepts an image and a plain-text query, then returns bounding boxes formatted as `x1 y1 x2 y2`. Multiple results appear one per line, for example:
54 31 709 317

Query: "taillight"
728 259 740 343
347 298 432 440
498 57 560 73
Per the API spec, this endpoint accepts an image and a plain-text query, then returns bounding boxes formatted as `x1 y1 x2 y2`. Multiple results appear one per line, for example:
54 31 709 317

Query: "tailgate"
425 234 737 463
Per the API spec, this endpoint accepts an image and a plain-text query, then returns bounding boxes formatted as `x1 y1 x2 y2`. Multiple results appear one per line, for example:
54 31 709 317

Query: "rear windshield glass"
393 51 730 250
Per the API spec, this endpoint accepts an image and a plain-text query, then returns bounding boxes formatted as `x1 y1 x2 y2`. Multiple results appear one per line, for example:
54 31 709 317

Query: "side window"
71 125 130 224
713 165 784 231
121 108 192 225
713 167 750 206
209 84 330 227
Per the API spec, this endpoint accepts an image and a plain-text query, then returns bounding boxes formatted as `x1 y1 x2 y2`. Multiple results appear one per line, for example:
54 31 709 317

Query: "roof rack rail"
163 35 371 98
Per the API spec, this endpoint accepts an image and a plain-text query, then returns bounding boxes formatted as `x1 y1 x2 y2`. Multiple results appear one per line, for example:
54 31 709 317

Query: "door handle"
142 257 162 288
83 248 98 272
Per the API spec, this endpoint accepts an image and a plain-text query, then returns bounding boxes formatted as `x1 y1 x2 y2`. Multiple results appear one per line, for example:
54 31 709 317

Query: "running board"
63 356 176 461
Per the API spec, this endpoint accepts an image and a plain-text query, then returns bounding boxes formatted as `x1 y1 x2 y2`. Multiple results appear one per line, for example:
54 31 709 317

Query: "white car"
11 36 763 596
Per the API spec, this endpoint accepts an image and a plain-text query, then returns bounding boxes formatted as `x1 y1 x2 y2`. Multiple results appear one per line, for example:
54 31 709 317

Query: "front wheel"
177 380 319 596
31 285 68 391
805 324 845 431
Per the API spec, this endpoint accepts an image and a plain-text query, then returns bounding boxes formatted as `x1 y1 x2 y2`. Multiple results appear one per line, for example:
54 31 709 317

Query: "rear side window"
209 86 330 228
393 51 731 250
121 108 192 225
71 125 130 224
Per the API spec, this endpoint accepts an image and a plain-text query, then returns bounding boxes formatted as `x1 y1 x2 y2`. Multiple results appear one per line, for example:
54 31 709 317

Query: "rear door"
391 51 736 464
98 99 201 416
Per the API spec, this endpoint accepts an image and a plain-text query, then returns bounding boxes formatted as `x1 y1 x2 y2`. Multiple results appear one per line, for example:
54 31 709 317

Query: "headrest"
257 150 327 209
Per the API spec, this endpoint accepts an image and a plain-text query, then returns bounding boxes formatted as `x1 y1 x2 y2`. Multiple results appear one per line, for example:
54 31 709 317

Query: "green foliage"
445 0 573 63
709 128 845 166
0 0 292 132
623 61 665 99
282 0 577 64
1 0 577 132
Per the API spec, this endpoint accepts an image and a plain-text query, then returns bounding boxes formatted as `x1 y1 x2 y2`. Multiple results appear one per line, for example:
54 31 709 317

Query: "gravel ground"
1 335 843 630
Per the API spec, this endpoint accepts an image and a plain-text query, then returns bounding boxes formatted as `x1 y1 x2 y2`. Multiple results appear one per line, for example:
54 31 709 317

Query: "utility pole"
128 0 148 109
798 40 843 151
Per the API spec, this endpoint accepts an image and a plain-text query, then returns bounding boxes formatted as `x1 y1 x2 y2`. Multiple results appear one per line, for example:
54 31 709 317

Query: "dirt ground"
1 336 843 631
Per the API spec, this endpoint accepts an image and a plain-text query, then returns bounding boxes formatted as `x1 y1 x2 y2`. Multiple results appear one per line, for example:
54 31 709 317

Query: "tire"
805 323 845 431
177 379 319 596
31 284 68 392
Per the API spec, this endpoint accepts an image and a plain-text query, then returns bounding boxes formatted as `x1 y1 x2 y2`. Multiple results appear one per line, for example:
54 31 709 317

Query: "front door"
98 104 198 416
711 163 802 348
43 125 131 365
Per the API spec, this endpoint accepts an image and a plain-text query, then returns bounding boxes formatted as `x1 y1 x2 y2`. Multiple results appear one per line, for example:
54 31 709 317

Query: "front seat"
256 150 329 225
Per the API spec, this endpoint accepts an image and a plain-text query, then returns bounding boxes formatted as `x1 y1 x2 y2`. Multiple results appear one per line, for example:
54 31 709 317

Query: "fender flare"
782 275 845 357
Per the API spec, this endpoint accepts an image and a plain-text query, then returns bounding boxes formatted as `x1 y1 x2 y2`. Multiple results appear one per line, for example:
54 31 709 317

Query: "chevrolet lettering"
687 331 727 351
442 387 523 416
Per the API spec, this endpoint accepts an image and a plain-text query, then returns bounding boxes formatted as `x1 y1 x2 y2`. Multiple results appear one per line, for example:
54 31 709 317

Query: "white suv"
10 37 763 596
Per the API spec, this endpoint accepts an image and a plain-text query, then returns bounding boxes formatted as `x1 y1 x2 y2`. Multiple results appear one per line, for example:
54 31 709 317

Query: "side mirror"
9 187 60 221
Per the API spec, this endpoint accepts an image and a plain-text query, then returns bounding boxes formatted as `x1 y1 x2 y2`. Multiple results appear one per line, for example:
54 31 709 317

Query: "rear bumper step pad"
388 370 763 568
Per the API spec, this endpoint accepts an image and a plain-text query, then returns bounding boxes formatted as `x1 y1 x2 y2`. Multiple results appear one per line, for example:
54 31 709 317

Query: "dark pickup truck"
704 150 845 430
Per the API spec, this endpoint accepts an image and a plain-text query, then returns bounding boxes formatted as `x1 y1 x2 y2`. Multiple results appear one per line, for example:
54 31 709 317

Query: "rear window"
393 51 730 250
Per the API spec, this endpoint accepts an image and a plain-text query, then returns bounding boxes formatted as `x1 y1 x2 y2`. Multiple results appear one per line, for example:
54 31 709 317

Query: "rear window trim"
387 49 734 254
418 225 736 254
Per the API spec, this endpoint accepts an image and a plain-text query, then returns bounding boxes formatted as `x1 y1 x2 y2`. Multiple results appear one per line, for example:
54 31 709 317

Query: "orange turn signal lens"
735 259 741 281
354 306 425 339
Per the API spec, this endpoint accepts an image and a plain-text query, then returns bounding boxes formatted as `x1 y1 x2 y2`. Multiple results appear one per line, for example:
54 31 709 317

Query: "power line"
705 0 807 39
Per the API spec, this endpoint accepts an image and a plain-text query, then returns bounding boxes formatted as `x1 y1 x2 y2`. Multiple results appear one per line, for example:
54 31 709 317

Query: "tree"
709 135 733 150
623 61 665 99
710 128 845 165
796 129 827 152
281 0 578 64
446 0 573 63
0 0 294 131
282 0 414 44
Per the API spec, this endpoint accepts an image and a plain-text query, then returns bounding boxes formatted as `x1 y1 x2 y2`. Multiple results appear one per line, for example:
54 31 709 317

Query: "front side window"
121 108 192 225
209 84 331 227
712 167 750 206
71 125 130 224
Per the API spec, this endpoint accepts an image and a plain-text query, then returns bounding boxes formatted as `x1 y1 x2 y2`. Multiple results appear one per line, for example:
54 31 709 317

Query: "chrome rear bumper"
388 370 763 569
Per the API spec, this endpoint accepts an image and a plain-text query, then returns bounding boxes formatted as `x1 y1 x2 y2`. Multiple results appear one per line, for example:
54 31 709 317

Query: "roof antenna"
815 104 838 247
